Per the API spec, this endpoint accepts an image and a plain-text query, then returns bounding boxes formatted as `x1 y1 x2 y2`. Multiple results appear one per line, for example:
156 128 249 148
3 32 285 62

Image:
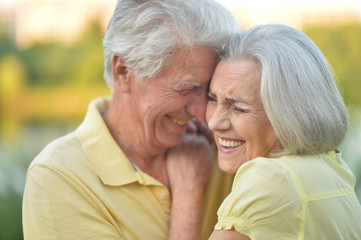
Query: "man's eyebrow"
174 81 202 90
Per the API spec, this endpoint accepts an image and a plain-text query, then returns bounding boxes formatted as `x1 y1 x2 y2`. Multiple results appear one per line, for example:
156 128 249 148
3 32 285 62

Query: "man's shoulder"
28 130 88 173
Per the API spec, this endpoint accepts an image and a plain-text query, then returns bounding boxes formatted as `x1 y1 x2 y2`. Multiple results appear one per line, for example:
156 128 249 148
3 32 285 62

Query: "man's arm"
166 131 215 240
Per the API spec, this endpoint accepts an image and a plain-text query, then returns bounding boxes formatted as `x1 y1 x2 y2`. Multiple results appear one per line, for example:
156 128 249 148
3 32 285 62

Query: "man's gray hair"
223 24 348 156
103 0 240 88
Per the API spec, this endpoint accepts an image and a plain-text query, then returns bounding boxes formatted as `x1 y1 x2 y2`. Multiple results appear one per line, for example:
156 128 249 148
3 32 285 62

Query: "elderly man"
22 0 240 239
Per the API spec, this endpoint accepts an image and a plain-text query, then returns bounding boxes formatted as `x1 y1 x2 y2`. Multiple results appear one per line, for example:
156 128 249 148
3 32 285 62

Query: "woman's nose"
207 107 231 132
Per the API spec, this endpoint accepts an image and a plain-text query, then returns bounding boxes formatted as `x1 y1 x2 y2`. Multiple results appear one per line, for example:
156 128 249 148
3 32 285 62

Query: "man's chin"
161 134 184 149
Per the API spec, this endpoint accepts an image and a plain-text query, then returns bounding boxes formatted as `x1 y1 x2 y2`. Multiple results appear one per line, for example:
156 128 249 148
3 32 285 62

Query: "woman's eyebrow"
208 90 216 96
225 97 245 103
208 90 249 105
225 97 249 105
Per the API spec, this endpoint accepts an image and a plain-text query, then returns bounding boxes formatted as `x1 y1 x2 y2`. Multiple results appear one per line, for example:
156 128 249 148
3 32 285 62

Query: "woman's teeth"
218 137 243 147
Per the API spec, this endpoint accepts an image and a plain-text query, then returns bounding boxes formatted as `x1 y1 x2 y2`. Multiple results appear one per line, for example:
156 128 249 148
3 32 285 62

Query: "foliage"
19 20 105 86
0 19 110 131
0 190 23 240
304 23 361 107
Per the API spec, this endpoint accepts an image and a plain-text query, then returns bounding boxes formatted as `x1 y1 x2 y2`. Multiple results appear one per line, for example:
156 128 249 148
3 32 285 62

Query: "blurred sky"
1 0 360 47
1 0 361 24
217 0 361 12
216 0 361 26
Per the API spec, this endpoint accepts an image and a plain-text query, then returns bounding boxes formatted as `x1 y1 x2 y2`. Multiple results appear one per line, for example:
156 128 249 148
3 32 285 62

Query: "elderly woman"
207 24 361 239
167 24 361 239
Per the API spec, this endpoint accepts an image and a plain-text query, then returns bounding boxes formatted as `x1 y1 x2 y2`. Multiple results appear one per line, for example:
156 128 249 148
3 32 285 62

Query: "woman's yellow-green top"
215 151 361 239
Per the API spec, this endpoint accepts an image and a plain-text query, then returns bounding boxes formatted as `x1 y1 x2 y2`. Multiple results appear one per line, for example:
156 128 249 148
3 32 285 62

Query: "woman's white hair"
223 24 349 156
103 0 240 88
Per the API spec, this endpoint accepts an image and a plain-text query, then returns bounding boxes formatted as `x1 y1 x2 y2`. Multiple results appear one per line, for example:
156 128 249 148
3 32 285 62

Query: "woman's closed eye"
233 106 246 113
207 92 217 102
207 95 217 102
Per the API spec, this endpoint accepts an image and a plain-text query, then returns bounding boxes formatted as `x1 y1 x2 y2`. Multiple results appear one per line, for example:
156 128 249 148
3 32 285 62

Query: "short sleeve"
215 157 303 240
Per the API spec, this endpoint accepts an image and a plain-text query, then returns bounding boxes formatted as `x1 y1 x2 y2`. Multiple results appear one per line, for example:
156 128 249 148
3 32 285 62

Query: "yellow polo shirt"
23 97 234 240
215 152 361 239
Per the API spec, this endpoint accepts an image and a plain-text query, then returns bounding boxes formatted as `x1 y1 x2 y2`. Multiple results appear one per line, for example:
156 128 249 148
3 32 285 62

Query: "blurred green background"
1 0 361 239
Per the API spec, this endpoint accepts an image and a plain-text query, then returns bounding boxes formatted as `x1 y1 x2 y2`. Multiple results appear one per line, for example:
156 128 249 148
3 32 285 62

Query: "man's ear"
112 54 132 93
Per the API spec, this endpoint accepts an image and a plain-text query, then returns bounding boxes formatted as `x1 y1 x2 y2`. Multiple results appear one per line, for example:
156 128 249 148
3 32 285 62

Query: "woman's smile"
217 136 245 153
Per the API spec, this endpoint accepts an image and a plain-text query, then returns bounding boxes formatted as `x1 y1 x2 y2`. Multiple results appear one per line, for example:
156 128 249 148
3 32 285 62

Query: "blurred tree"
19 19 106 87
0 31 17 57
0 189 23 240
20 43 70 85
68 20 106 86
0 54 27 143
304 23 361 107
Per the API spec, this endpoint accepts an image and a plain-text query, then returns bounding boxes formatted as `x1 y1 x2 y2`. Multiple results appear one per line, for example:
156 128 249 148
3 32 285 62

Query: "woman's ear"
112 54 132 93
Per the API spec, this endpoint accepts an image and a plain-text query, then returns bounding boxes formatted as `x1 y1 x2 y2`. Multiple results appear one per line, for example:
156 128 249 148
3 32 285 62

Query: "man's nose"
185 89 207 122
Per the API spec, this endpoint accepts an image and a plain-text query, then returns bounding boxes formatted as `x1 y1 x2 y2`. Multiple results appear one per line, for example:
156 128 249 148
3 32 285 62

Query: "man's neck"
102 106 170 190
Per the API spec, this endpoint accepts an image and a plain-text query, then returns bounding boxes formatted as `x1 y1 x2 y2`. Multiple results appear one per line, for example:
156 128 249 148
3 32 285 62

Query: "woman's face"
206 59 280 174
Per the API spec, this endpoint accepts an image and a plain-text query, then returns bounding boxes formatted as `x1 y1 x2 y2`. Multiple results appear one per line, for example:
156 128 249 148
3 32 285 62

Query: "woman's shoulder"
229 156 302 203
233 156 293 187
233 152 356 198
217 156 304 237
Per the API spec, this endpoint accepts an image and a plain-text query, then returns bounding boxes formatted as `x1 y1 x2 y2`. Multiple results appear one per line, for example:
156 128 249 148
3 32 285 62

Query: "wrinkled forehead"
156 45 217 84
211 59 261 87
210 59 262 102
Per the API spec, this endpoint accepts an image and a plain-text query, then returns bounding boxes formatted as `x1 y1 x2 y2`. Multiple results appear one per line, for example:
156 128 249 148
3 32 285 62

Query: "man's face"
128 45 217 150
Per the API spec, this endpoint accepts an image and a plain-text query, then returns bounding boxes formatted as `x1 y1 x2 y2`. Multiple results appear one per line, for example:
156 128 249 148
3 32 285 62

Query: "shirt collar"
76 97 139 186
